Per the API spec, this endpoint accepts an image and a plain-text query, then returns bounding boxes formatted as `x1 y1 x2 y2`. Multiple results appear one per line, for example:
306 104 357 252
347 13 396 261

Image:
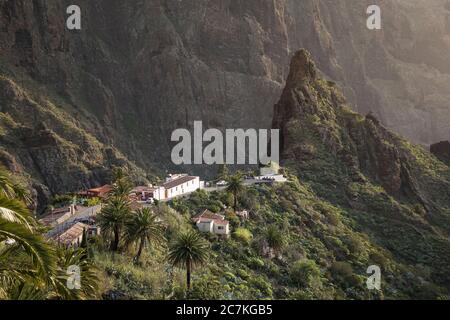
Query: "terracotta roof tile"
192 209 229 225
53 222 88 245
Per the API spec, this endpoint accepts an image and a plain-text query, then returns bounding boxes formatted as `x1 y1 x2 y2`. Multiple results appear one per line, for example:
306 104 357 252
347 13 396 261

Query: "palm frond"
0 218 57 282
168 230 209 269
0 166 32 204
0 195 33 229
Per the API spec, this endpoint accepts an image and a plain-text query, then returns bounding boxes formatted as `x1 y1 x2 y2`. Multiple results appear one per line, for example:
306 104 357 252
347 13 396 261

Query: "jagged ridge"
273 49 450 289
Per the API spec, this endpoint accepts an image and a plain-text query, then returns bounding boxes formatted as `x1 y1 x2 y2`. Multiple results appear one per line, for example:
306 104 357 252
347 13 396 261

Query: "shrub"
249 276 273 298
290 259 321 287
342 234 365 258
208 204 222 213
189 274 225 300
330 261 360 288
233 228 253 245
237 269 250 280
331 261 353 279
86 197 101 207
247 257 265 270
226 211 240 227
51 194 74 206
369 252 389 268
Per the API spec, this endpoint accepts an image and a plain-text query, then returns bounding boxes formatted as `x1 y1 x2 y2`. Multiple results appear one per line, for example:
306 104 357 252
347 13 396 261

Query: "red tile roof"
192 209 229 225
53 222 88 245
88 185 112 195
214 219 229 226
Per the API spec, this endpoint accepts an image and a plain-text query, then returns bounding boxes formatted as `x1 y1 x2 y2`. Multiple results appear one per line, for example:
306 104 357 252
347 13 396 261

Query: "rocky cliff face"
1 0 449 203
273 49 450 288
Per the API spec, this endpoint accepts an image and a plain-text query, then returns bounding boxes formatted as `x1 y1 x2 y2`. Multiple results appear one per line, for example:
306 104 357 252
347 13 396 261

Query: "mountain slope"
1 0 450 209
0 70 150 212
91 49 450 300
273 49 450 292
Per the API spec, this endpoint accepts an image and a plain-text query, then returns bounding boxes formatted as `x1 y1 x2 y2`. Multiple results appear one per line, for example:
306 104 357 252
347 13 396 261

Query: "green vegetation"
233 228 253 245
0 166 98 299
226 173 244 211
168 230 209 291
2 50 450 300
125 208 165 264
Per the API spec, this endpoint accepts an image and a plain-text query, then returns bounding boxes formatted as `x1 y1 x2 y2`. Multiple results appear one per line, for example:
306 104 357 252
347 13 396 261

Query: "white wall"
197 221 213 233
153 187 166 201
213 223 230 236
165 177 200 199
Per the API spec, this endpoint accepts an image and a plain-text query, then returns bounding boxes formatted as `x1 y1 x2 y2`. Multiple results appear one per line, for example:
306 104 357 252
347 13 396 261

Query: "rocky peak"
284 49 317 89
272 49 448 207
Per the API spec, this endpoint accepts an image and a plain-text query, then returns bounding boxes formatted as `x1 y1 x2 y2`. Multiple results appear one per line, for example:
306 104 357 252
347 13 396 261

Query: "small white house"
192 210 230 237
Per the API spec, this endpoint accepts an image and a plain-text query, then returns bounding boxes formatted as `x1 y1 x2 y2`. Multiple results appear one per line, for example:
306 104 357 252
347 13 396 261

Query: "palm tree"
226 173 244 211
0 167 32 205
97 197 131 251
265 225 285 257
0 194 33 228
110 168 133 199
216 164 229 181
0 167 58 299
0 167 98 300
52 247 98 300
125 208 165 264
0 219 57 297
167 230 209 291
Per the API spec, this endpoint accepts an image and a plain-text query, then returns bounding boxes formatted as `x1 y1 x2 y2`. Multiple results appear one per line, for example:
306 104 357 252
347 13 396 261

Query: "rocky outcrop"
431 141 450 165
274 50 398 193
273 49 450 216
272 49 450 290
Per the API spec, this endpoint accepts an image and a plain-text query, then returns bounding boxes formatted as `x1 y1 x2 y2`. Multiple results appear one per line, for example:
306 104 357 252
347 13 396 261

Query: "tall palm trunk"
186 260 191 290
111 226 120 251
135 236 145 264
233 192 238 211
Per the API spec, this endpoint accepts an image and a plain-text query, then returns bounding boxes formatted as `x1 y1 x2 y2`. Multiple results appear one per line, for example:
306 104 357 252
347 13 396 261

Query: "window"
218 226 224 230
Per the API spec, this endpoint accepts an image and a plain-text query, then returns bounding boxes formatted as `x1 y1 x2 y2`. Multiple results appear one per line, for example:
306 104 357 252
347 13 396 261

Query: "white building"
260 161 280 176
131 185 166 202
162 174 201 199
256 162 287 183
192 210 230 237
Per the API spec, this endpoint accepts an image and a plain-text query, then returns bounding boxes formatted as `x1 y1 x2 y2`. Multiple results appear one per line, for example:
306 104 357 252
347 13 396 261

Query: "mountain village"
40 164 287 247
